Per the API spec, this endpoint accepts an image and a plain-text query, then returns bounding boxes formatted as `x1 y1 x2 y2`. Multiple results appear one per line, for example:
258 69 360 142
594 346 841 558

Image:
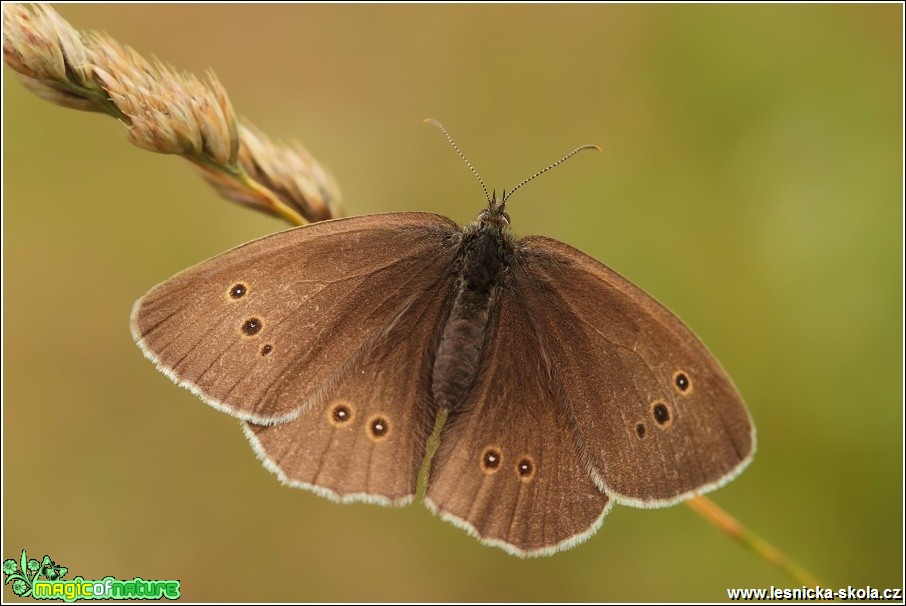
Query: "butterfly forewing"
426 282 611 556
131 213 461 424
244 266 457 505
515 236 755 506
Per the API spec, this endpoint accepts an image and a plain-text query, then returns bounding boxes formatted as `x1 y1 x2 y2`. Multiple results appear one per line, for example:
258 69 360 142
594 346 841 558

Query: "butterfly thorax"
430 217 514 411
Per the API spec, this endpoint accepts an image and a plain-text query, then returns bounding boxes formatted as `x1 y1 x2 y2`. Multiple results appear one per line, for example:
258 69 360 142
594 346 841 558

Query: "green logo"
3 550 67 597
3 550 180 601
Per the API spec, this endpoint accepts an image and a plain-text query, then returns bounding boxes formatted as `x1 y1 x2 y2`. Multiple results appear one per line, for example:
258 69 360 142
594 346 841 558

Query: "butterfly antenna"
424 118 492 207
502 144 601 205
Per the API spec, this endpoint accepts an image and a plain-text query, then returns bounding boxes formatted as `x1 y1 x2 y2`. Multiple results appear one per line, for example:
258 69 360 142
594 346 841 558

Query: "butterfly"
131 121 755 557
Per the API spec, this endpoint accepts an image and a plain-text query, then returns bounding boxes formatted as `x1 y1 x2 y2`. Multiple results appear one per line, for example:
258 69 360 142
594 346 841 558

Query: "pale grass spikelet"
15 73 100 112
237 122 343 222
3 4 106 112
198 70 239 167
3 3 90 84
198 120 342 223
85 31 155 98
4 3 340 225
88 34 237 165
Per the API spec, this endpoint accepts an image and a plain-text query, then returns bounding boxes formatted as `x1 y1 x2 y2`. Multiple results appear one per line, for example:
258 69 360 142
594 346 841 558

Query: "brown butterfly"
131 121 755 557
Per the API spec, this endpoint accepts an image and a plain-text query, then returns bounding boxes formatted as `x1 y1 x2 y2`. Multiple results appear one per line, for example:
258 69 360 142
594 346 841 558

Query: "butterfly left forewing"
244 267 457 505
132 213 460 424
426 284 610 556
516 236 755 507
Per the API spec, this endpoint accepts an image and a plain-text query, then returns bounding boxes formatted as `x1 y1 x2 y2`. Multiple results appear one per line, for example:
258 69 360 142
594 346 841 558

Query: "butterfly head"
424 117 598 234
477 190 511 229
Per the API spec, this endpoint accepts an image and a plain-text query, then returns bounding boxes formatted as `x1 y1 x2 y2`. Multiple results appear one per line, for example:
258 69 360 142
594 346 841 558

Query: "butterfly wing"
515 236 755 507
131 212 461 424
243 266 456 504
425 283 611 556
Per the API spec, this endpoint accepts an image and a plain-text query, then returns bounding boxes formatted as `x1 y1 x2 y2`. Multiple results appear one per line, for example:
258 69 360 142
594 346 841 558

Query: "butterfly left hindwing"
244 265 457 505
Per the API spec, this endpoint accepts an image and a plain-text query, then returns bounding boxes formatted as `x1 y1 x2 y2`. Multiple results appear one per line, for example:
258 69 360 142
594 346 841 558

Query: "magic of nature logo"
3 549 180 601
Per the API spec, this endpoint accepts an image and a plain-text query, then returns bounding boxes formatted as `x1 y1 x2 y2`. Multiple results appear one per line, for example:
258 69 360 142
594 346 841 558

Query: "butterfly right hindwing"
426 275 611 556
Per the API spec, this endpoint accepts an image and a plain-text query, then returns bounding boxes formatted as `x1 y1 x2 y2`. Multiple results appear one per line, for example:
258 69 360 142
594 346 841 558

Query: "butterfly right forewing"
516 236 755 507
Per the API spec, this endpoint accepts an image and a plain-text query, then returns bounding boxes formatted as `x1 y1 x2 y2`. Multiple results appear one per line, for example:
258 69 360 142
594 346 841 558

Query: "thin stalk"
686 496 821 587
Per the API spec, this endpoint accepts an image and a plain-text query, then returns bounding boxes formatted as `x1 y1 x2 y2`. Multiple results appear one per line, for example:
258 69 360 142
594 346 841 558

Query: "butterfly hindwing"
131 213 461 424
243 268 456 504
516 236 755 506
426 280 611 556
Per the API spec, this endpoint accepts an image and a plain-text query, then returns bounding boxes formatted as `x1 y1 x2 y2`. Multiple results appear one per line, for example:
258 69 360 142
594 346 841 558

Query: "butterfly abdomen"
431 222 512 411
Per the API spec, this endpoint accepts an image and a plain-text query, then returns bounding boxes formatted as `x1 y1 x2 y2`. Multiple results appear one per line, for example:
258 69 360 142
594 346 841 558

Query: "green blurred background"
4 4 902 602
